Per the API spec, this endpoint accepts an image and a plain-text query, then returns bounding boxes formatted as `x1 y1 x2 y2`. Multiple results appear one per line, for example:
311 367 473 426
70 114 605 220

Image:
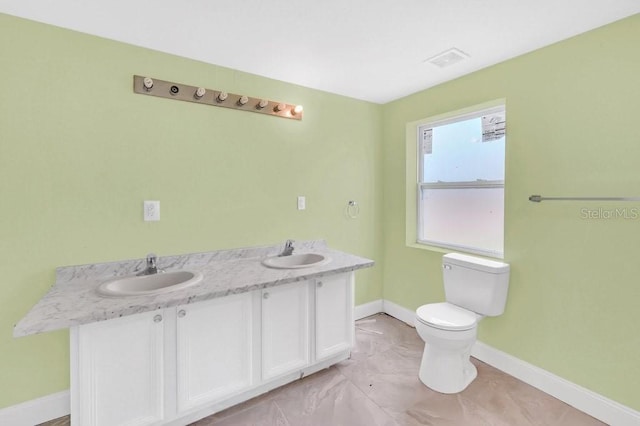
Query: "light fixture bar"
132 75 303 121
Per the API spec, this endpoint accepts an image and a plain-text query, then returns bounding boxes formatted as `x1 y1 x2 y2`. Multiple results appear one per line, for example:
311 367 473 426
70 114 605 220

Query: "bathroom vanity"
14 241 373 426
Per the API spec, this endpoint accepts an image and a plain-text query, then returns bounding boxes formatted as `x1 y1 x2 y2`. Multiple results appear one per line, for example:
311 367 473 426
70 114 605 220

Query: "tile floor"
40 314 605 426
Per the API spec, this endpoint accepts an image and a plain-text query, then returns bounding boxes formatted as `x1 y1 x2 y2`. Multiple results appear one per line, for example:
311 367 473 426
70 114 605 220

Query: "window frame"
405 99 506 259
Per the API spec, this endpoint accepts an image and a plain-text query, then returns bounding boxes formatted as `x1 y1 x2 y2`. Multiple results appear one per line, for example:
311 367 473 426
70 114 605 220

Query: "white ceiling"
1 1 638 104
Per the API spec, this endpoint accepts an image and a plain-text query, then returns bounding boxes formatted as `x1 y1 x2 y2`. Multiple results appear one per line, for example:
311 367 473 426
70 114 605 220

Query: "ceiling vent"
425 48 469 68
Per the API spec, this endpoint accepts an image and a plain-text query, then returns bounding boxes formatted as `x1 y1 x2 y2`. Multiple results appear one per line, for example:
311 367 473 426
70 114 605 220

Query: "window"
409 103 505 258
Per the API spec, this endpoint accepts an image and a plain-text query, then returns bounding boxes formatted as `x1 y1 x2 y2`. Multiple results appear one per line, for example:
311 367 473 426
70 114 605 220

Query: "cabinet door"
72 311 164 426
315 273 354 360
262 282 310 380
176 292 254 412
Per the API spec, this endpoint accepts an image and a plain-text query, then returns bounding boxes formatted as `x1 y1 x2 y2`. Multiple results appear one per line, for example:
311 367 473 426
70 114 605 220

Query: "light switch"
144 200 160 221
297 196 306 210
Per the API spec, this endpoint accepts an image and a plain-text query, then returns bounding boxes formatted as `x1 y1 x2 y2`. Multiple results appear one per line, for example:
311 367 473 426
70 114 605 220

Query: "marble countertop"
14 240 374 337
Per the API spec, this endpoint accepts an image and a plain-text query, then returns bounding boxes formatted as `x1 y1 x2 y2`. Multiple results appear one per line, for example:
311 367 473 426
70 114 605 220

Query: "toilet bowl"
415 302 481 393
415 253 510 394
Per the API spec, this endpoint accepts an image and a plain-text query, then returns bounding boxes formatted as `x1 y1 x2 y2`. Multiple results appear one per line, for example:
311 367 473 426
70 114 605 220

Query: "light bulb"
216 91 228 102
237 95 249 106
273 103 286 113
143 77 154 90
256 99 269 110
292 105 303 115
194 87 206 99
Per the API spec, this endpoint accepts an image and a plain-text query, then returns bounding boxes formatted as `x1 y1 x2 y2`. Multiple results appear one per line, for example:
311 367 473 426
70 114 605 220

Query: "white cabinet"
261 281 310 380
315 273 354 360
71 272 354 425
176 292 255 412
71 310 164 426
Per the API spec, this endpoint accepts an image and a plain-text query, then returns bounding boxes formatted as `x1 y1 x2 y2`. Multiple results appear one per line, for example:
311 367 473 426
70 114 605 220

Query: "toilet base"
418 342 477 394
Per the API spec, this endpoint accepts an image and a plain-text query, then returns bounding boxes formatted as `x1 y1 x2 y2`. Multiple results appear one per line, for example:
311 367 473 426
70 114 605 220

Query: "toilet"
415 253 510 394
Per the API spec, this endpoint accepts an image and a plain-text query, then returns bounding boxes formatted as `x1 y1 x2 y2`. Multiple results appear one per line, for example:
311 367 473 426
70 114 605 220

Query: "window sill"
407 241 504 260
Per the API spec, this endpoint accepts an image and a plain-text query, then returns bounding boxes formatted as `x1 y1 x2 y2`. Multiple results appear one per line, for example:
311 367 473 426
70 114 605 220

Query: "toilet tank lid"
443 253 509 274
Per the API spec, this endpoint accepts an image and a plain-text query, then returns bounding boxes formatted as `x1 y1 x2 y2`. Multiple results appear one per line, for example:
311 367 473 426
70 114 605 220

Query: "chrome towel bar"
529 195 640 202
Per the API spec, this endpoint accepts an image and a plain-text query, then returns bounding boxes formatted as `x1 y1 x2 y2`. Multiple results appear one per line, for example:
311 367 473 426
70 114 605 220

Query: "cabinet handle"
153 314 163 323
317 281 323 288
263 292 270 299
178 310 186 318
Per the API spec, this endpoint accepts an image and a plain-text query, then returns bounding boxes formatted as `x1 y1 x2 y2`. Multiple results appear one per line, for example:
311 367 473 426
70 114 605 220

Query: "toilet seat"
416 303 478 331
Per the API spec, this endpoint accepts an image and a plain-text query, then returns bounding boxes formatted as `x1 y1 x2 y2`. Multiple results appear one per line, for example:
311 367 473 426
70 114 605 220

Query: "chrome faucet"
138 253 159 275
279 240 295 257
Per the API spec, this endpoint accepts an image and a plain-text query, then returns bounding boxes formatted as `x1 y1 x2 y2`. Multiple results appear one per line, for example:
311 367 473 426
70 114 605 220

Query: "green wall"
382 13 640 411
0 14 383 408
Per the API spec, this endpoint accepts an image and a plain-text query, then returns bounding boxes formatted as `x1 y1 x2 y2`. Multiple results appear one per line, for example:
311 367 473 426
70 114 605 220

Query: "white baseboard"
471 341 640 426
376 300 640 426
5 300 639 426
0 390 69 426
382 299 416 326
354 299 383 320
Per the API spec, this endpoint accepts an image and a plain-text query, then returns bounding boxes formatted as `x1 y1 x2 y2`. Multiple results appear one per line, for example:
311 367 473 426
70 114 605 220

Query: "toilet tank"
443 253 510 316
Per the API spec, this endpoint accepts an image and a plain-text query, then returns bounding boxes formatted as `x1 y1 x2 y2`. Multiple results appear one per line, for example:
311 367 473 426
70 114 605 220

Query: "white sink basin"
262 253 330 269
98 270 203 297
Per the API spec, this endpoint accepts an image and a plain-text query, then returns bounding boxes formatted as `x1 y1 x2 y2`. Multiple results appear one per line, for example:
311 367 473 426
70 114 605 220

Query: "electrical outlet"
144 201 160 221
297 196 306 210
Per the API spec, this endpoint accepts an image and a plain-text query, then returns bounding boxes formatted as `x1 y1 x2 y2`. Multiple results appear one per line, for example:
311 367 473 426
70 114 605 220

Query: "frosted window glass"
419 187 504 254
416 105 505 257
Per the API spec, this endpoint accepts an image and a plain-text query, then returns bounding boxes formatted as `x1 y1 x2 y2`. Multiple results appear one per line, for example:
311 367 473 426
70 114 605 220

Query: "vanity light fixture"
256 99 269 110
194 87 206 100
143 77 154 91
237 95 249 106
132 75 302 121
216 91 228 102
